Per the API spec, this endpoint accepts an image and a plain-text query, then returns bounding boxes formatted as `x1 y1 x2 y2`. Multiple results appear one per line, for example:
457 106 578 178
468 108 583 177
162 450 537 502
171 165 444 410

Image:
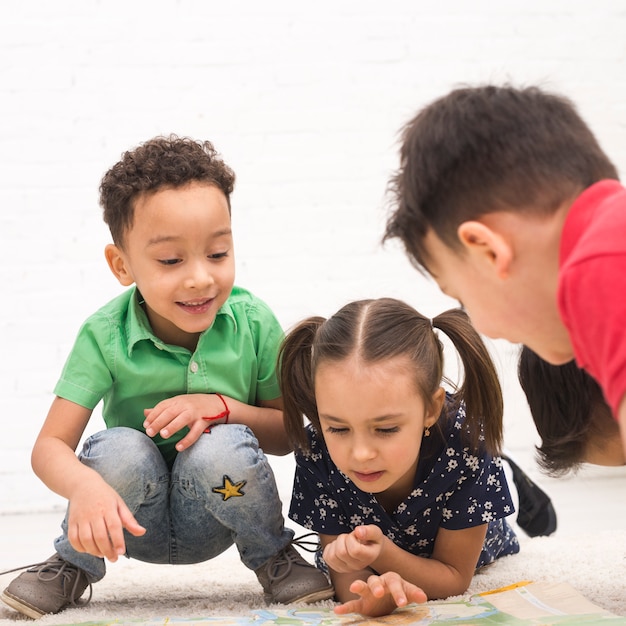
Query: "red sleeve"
558 253 626 417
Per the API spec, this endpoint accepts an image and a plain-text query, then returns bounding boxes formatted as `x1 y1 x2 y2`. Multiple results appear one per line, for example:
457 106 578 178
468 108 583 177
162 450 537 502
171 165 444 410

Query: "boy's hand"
67 480 146 562
143 393 229 451
323 525 385 573
333 572 427 617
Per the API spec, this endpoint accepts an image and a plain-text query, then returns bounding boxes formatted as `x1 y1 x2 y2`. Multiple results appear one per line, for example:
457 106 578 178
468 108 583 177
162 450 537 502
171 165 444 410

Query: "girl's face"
105 182 235 351
314 355 443 510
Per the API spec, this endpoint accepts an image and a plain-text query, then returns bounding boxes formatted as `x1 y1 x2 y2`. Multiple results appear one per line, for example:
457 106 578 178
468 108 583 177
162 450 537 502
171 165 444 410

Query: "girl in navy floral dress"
279 299 519 618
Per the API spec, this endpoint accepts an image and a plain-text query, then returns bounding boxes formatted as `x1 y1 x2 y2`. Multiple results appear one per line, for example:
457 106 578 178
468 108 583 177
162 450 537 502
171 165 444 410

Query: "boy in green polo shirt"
1 136 334 618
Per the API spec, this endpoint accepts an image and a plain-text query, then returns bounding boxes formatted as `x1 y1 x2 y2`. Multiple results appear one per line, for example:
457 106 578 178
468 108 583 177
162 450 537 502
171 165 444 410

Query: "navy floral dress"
289 401 519 571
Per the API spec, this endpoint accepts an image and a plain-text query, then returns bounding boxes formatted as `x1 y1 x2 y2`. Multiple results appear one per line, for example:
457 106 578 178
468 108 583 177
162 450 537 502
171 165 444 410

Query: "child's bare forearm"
329 567 375 603
226 398 290 455
326 532 467 600
372 538 471 599
32 432 145 561
31 435 104 501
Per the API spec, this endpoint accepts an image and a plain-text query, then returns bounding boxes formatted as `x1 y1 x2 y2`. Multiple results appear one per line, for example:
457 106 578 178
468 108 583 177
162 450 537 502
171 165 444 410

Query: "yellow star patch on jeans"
212 475 247 500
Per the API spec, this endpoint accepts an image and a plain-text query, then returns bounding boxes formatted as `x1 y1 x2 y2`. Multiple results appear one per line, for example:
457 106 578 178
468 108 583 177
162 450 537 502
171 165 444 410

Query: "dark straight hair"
279 298 503 455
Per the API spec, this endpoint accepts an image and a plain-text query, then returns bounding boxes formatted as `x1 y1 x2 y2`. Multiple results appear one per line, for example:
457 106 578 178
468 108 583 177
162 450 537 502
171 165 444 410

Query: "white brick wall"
1 0 625 512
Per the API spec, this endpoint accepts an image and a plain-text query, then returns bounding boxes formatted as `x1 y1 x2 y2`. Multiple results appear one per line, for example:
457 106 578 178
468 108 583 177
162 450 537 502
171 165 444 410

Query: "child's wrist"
202 393 230 433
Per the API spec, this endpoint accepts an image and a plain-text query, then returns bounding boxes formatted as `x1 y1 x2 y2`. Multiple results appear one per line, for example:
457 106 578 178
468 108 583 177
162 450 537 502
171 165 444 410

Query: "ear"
457 221 513 279
425 387 446 428
104 244 135 286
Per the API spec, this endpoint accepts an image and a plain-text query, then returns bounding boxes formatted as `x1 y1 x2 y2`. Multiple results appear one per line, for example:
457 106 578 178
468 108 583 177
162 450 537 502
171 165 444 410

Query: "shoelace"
265 533 321 584
0 557 93 606
39 558 93 606
291 532 321 554
0 562 42 576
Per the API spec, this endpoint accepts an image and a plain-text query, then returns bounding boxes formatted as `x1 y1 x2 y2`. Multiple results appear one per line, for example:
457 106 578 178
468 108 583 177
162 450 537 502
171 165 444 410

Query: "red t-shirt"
557 179 626 417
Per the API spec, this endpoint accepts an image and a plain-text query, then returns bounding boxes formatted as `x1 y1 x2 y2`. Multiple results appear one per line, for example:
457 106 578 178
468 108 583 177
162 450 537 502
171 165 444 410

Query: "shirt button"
190 361 199 373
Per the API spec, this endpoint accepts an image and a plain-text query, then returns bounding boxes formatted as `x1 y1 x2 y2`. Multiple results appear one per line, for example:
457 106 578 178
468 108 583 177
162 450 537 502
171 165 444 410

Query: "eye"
325 426 348 435
209 251 229 260
158 258 181 266
376 427 400 436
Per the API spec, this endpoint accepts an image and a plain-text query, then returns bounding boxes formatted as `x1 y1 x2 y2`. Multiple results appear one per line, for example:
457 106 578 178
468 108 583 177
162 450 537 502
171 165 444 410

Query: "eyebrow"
321 413 402 424
146 228 232 247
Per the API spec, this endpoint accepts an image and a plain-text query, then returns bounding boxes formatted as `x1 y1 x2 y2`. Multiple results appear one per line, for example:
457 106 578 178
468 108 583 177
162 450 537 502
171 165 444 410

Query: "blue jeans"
53 426 293 581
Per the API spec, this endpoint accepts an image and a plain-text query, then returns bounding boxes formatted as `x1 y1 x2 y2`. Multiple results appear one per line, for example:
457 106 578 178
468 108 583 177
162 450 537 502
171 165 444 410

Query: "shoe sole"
1 589 47 619
297 586 335 604
268 585 335 605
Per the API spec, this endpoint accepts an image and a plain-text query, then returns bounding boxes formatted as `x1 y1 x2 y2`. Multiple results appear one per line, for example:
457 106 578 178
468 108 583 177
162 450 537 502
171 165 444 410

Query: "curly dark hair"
99 135 236 246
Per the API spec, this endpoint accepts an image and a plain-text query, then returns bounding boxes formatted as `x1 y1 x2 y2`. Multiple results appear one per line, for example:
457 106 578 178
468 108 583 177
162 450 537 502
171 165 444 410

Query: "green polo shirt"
54 285 283 465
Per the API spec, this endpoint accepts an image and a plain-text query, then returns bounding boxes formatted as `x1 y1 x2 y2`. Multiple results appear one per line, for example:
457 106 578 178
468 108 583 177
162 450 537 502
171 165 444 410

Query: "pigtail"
432 309 503 455
278 317 325 452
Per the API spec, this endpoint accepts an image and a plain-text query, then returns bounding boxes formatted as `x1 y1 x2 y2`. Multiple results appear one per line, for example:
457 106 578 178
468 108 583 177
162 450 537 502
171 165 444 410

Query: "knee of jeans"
177 424 264 478
79 427 167 487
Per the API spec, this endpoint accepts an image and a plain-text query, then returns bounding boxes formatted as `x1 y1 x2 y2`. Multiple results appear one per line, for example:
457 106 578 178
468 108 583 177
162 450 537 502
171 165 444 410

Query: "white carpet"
1 458 625 623
0 529 624 624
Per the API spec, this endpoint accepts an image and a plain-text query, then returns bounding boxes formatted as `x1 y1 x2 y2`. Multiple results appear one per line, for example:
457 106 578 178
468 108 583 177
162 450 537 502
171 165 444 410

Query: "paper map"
58 581 624 625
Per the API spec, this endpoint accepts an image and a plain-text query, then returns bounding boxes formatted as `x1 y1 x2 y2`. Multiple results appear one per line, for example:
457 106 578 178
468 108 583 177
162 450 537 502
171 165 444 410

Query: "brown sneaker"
254 536 334 605
1 554 92 619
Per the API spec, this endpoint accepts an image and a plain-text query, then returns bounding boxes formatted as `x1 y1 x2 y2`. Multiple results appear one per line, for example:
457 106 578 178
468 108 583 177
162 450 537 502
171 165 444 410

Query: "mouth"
353 470 384 483
176 297 215 314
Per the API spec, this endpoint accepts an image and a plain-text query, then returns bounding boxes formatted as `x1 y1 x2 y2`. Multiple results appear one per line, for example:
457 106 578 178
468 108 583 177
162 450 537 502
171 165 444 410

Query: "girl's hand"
334 572 427 618
143 393 229 451
323 525 385 573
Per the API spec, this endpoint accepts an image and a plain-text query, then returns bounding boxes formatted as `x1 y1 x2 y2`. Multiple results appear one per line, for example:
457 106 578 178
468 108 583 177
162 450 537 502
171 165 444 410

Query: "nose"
350 435 376 463
183 259 214 290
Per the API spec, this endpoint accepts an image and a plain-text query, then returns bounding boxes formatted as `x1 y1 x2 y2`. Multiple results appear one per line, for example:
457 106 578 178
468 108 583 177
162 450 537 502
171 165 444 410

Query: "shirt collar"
125 287 238 356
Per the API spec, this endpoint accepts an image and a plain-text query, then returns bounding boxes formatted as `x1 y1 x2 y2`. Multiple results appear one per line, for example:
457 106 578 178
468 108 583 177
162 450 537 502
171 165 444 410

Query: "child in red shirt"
384 84 626 459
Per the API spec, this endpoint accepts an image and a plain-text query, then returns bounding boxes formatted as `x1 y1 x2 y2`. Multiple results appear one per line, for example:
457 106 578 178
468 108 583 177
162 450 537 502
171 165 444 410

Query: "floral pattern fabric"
289 402 519 570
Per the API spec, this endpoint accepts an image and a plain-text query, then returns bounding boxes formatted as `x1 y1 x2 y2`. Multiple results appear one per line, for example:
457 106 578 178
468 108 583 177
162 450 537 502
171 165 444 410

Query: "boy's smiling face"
106 182 235 350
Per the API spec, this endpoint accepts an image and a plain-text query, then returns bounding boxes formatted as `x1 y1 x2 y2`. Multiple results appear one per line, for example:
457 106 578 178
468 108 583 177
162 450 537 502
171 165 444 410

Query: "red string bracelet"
202 393 230 433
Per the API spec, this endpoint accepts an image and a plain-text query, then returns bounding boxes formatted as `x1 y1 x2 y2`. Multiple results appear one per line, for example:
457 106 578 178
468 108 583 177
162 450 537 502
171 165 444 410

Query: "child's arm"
143 394 291 455
320 531 427 617
323 523 487 607
240 397 290 455
32 396 146 561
